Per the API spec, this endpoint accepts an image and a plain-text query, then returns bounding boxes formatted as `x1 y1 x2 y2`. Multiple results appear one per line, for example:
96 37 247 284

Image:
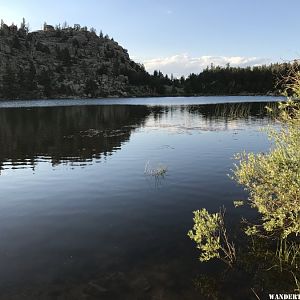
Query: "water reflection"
0 102 275 178
0 105 153 172
0 100 278 299
0 102 273 174
145 102 273 135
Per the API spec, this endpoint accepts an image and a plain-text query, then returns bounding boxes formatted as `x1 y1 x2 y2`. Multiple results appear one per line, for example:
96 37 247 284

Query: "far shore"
0 92 282 102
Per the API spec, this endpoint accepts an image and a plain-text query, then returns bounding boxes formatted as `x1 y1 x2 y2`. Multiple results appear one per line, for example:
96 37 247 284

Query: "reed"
144 161 168 177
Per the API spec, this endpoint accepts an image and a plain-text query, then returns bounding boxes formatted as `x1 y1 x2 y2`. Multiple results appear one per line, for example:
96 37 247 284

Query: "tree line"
147 62 297 96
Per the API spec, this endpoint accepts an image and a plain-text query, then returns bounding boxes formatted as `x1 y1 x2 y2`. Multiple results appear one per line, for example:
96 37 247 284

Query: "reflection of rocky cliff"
0 105 151 170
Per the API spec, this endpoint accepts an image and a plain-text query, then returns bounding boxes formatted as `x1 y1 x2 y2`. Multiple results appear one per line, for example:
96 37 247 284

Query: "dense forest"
149 62 295 96
0 19 296 99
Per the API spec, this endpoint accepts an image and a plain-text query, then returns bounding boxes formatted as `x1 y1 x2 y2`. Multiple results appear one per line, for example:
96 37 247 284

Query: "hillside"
0 22 155 99
0 21 292 100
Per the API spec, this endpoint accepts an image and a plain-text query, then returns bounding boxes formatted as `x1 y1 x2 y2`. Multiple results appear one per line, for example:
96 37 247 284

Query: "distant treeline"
145 62 296 96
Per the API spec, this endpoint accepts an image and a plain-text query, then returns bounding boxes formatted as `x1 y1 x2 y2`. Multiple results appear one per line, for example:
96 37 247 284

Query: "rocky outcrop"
0 22 153 99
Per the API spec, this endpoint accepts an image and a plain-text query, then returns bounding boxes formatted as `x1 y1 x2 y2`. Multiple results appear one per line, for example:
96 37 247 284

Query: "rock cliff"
0 22 154 99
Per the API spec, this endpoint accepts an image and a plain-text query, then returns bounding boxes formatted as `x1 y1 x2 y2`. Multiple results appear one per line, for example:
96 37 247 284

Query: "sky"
1 0 300 77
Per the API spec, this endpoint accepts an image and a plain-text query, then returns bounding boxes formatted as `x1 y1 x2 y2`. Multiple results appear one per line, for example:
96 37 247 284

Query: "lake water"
0 96 283 299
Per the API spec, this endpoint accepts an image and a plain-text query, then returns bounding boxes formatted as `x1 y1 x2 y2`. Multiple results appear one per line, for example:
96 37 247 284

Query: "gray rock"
0 22 155 99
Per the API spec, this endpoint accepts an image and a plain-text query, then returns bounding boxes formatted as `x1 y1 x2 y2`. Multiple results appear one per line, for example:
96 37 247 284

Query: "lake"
0 96 283 299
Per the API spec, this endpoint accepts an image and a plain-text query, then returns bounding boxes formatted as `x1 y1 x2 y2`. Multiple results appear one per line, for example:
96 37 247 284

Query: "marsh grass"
275 239 300 272
213 102 278 120
144 161 168 177
292 272 300 292
214 103 252 119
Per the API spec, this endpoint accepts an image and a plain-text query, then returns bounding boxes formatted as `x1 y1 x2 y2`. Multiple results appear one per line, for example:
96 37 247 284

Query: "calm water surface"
0 97 279 299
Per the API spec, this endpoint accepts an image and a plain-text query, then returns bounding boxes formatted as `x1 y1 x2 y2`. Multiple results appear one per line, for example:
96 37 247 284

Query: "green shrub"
188 208 236 266
189 63 300 293
233 100 300 239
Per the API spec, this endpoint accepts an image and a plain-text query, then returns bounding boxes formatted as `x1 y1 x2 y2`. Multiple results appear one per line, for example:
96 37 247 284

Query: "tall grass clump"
144 161 168 177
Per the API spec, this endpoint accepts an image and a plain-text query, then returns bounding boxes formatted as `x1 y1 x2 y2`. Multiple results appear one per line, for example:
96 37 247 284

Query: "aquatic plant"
214 102 251 119
144 161 168 177
275 239 300 272
233 200 244 208
292 271 300 293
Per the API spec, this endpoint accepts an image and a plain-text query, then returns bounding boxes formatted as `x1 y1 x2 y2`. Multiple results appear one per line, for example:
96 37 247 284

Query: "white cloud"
142 54 271 77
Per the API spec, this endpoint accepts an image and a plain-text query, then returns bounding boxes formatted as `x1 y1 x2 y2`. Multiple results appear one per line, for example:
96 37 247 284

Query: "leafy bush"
233 100 300 239
188 62 300 295
188 208 236 266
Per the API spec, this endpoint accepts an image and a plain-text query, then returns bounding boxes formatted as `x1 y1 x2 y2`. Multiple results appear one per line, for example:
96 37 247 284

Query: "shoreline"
0 93 282 102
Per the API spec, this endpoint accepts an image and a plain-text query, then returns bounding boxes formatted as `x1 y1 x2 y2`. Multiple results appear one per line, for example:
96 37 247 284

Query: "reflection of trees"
0 102 275 172
0 105 152 170
147 102 274 133
187 102 275 120
185 102 275 131
150 102 273 124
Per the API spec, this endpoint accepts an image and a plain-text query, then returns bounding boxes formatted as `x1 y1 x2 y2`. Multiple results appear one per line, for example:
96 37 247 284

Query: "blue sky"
1 0 300 76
